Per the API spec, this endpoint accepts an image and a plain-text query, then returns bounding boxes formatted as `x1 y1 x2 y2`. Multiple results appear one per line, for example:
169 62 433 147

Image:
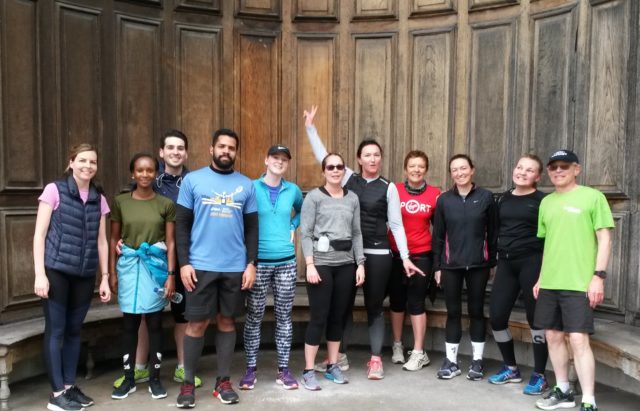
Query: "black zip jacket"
432 184 498 271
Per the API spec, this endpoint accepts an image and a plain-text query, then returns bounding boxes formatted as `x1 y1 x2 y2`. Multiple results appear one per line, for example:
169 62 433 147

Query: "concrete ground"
9 348 640 411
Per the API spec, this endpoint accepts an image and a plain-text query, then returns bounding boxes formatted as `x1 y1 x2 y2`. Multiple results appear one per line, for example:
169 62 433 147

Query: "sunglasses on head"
547 163 573 171
325 164 345 171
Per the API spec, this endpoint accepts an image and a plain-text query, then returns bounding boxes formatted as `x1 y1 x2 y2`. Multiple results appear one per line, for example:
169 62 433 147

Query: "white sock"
135 363 147 370
471 341 485 361
412 349 423 354
393 341 402 347
581 395 595 407
177 363 184 369
557 381 570 393
445 343 459 363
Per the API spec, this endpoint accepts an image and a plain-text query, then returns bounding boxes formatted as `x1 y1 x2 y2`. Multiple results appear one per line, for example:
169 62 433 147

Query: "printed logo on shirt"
202 185 245 218
401 199 432 214
563 205 582 214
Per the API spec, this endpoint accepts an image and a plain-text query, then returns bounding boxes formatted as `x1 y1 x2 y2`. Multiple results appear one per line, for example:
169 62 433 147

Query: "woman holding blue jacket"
109 153 176 401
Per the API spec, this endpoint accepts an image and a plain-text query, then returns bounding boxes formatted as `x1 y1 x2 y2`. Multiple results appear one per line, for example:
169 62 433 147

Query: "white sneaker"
403 350 430 371
313 353 349 372
391 342 405 364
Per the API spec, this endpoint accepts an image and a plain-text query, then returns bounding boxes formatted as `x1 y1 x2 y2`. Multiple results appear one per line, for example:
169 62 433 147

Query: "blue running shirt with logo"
178 167 257 272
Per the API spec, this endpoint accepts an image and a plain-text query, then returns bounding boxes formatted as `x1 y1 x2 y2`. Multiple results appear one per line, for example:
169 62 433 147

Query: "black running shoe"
176 383 196 408
466 359 484 381
65 386 94 407
47 391 84 411
111 377 136 399
148 378 167 399
213 377 240 404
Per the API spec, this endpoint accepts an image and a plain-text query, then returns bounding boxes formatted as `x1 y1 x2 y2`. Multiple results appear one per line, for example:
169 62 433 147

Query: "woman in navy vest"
33 143 112 411
304 105 422 380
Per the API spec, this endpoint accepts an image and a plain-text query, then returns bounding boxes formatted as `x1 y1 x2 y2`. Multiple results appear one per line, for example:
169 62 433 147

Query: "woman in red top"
388 151 440 371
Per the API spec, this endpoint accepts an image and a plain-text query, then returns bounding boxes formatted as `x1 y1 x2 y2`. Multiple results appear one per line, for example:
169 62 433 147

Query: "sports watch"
594 270 607 279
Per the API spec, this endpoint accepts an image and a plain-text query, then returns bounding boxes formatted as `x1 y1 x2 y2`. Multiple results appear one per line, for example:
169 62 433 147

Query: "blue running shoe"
488 365 522 385
524 372 549 395
324 364 348 384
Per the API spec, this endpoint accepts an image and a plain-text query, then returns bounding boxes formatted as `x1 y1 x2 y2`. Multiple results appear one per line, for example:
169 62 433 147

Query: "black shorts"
533 289 594 334
170 273 188 324
184 270 246 321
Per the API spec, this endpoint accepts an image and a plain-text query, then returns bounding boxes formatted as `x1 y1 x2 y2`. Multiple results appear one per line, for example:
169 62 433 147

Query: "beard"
212 153 235 170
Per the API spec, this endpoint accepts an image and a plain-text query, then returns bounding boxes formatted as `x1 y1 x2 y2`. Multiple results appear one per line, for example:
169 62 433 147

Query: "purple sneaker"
239 366 257 390
276 368 299 390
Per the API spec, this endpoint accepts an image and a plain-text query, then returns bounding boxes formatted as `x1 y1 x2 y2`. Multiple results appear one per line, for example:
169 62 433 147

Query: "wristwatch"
594 270 607 279
167 271 175 276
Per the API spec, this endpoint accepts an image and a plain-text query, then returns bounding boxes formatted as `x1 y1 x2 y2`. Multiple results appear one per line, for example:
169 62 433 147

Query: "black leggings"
490 253 548 373
388 253 432 315
42 268 95 391
305 264 356 346
442 267 489 343
121 311 164 376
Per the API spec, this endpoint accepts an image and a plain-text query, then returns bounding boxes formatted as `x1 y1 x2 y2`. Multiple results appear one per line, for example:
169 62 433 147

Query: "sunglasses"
325 164 345 171
547 163 573 171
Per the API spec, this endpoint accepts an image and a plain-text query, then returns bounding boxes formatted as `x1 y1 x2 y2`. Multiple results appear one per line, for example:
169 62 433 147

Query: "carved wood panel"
353 0 397 20
55 3 104 173
115 14 162 189
0 0 42 191
601 211 628 313
293 0 338 21
234 31 280 179
410 0 457 17
293 35 337 190
528 5 578 188
409 27 456 190
352 34 396 178
175 0 221 14
582 0 629 195
175 24 222 170
236 0 281 20
469 0 520 12
0 209 38 313
468 20 516 191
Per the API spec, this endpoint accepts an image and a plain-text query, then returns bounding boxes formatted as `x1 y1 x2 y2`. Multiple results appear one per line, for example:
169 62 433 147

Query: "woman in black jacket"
432 154 498 381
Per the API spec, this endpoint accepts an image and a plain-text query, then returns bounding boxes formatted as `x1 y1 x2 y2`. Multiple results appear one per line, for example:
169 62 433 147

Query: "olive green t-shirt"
537 185 614 292
111 193 176 249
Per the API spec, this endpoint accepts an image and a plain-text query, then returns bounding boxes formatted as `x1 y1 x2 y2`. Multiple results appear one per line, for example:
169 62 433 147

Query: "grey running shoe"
65 386 93 407
467 359 484 381
392 342 405 364
436 358 461 379
302 370 321 391
47 391 84 411
535 387 576 410
324 364 348 384
314 353 349 372
402 350 430 371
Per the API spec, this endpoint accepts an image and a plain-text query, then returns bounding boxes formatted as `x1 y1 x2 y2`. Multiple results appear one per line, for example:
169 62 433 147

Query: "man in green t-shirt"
533 150 614 411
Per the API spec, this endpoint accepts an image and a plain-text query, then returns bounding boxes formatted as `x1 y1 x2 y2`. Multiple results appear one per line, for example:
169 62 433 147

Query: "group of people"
34 107 613 411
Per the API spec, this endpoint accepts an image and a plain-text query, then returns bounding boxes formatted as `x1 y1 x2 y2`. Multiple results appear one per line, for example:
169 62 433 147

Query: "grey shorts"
533 289 594 334
184 270 246 321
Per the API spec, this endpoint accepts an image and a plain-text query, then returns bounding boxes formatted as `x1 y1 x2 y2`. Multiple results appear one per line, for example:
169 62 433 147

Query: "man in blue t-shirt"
175 128 258 408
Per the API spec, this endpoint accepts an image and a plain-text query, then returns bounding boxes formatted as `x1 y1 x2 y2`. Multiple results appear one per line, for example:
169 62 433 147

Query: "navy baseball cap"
547 149 579 165
267 144 291 159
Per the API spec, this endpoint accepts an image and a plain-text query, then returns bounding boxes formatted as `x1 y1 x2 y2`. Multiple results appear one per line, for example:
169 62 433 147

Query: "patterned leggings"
243 261 297 368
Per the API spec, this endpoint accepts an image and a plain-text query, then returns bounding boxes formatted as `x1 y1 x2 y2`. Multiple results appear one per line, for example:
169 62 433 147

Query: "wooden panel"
0 0 42 191
175 24 222 171
294 35 337 189
468 20 516 191
409 27 455 190
469 0 520 12
583 0 629 194
175 0 221 14
56 3 103 169
529 5 577 188
293 0 338 21
410 0 457 17
235 32 280 179
0 209 38 311
353 34 396 177
600 211 628 314
353 0 397 20
236 0 281 20
115 14 162 189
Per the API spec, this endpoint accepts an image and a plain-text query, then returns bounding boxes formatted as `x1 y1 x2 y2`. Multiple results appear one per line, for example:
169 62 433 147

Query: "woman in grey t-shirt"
299 153 365 391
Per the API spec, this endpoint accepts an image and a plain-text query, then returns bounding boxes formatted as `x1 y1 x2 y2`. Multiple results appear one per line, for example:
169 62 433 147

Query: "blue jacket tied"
44 176 101 277
117 242 168 314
